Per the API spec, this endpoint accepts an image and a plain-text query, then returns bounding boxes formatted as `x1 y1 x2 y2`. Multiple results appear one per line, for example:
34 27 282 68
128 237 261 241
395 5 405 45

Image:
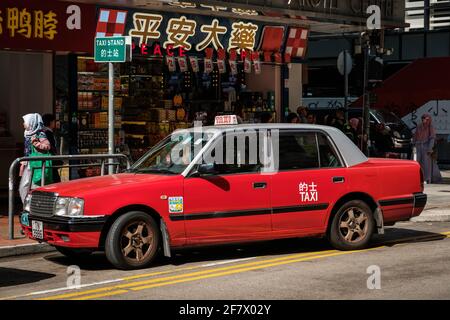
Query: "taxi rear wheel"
105 211 160 270
329 200 375 251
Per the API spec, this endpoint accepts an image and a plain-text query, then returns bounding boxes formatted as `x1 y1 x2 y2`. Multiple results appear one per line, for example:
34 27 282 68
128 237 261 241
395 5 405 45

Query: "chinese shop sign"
94 36 131 63
119 10 263 55
0 0 96 52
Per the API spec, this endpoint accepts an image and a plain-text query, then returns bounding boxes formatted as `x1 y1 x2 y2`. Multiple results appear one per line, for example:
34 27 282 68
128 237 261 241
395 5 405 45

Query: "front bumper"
21 212 106 248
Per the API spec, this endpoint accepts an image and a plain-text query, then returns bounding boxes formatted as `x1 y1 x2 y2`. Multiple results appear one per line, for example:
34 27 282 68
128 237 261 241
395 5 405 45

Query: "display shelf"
122 121 148 125
79 128 122 131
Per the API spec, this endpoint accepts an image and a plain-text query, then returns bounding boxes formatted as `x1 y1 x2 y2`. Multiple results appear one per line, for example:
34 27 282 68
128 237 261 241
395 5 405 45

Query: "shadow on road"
42 227 447 271
372 227 447 247
0 267 55 287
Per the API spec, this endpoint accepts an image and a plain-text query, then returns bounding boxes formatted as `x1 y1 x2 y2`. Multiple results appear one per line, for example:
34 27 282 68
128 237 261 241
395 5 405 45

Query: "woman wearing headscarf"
414 114 442 184
19 113 52 202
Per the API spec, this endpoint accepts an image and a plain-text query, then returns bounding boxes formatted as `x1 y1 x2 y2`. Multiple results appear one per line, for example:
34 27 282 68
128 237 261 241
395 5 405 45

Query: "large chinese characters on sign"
106 4 309 65
125 10 260 55
0 0 96 52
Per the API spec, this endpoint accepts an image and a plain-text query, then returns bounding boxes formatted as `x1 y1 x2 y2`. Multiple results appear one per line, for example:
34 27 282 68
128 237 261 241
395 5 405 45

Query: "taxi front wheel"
105 211 160 270
329 200 375 251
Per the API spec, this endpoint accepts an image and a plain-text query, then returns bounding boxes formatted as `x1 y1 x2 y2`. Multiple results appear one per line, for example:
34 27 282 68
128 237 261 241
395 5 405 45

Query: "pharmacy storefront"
0 0 406 183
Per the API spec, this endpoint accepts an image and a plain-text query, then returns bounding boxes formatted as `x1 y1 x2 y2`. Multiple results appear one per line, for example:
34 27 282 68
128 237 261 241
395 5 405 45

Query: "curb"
0 243 56 258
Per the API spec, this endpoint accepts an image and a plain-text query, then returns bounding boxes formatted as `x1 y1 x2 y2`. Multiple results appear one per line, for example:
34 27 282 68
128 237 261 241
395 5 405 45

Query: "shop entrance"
75 54 281 164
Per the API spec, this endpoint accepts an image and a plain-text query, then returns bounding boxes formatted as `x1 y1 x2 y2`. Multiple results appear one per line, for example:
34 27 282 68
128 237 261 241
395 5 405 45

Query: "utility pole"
344 49 349 123
361 33 371 156
424 0 431 31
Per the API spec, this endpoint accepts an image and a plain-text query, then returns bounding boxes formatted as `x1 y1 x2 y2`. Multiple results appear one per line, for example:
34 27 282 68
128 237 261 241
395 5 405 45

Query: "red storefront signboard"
0 0 96 53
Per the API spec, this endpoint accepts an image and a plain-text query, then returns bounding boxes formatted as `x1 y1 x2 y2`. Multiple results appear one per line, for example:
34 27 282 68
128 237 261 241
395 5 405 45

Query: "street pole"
108 62 114 174
362 43 371 156
424 0 430 31
344 49 349 123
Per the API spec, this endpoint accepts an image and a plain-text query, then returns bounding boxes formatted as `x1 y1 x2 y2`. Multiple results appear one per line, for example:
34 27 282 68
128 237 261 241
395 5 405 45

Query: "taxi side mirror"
197 163 217 175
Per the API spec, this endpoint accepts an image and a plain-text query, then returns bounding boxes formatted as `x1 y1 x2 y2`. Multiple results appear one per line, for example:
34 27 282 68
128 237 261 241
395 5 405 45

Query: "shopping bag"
29 146 53 186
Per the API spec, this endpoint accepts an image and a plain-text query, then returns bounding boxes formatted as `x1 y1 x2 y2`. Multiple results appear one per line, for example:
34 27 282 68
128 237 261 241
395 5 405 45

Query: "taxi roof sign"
215 115 238 126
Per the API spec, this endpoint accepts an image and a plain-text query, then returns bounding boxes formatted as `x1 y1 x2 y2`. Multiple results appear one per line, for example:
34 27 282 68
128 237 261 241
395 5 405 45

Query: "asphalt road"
1 221 450 300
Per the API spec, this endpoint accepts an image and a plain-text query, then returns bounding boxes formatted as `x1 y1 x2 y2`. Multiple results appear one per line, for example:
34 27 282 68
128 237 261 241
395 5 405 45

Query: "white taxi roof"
179 124 368 168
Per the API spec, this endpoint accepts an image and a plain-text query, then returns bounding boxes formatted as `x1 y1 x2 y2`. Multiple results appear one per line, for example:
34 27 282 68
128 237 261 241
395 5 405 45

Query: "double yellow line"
39 247 379 300
25 230 450 300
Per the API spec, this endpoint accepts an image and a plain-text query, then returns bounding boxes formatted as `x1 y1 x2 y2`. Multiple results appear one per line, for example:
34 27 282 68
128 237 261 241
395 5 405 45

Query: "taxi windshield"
129 131 214 175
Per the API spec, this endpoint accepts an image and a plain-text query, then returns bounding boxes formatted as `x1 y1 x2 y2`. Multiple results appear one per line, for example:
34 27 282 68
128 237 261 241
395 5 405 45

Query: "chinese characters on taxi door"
299 182 318 202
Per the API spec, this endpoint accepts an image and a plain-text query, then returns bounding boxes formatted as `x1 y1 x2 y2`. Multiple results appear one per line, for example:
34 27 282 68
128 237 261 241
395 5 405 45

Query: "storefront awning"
0 0 407 59
60 0 407 33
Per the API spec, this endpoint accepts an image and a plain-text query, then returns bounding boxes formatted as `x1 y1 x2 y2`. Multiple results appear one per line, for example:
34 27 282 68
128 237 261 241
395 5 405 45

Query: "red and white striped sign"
285 27 309 58
96 9 128 38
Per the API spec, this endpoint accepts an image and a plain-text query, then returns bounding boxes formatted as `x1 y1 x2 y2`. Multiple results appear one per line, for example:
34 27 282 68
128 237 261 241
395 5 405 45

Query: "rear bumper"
379 192 427 222
21 212 105 248
412 192 427 217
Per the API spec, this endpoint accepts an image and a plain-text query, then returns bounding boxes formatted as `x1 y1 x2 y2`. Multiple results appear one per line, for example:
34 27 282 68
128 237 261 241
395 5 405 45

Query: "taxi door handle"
333 176 345 183
253 182 267 189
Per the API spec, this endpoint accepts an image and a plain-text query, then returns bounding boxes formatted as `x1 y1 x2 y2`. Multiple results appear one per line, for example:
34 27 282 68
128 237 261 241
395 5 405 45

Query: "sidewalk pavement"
410 170 450 222
0 170 449 258
0 216 55 258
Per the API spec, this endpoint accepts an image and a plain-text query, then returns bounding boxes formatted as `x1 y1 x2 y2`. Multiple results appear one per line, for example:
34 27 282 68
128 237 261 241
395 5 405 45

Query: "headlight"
24 194 32 212
68 198 84 217
54 197 84 217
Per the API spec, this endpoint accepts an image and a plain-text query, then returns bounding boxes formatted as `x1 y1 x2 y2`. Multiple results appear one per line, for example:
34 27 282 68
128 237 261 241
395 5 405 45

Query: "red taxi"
21 122 427 269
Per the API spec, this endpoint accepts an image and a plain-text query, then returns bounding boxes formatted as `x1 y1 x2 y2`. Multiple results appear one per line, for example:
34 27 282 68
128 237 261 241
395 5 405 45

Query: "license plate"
20 213 29 227
32 220 44 240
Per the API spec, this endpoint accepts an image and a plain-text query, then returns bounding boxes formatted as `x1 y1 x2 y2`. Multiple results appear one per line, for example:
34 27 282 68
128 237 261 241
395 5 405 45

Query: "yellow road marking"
39 250 337 300
76 248 382 300
74 290 128 300
15 230 450 301
128 249 379 291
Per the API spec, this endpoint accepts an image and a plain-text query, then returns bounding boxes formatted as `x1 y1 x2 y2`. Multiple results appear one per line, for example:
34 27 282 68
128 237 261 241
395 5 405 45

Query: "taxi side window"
278 132 319 170
317 133 342 168
213 132 263 174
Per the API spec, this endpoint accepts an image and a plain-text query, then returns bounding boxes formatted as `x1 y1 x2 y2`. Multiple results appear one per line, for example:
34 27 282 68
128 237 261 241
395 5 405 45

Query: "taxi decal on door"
299 182 319 202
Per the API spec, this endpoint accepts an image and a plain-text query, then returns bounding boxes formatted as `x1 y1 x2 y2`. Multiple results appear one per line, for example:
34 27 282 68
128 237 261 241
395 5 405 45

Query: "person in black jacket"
42 114 61 183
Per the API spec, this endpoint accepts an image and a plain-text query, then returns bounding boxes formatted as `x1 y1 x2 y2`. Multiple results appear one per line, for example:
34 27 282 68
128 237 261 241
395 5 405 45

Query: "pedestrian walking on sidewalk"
413 113 442 184
19 113 53 203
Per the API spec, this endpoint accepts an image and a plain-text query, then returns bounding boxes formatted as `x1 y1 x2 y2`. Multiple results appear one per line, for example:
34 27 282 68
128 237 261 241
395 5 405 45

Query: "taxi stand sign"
94 36 132 174
94 36 132 63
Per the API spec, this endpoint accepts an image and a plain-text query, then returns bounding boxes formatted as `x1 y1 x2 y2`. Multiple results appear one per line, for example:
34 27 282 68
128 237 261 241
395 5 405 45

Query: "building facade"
0 0 407 187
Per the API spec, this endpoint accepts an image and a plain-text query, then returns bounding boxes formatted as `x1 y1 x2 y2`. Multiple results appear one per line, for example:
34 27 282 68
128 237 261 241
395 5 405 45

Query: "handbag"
29 145 53 186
